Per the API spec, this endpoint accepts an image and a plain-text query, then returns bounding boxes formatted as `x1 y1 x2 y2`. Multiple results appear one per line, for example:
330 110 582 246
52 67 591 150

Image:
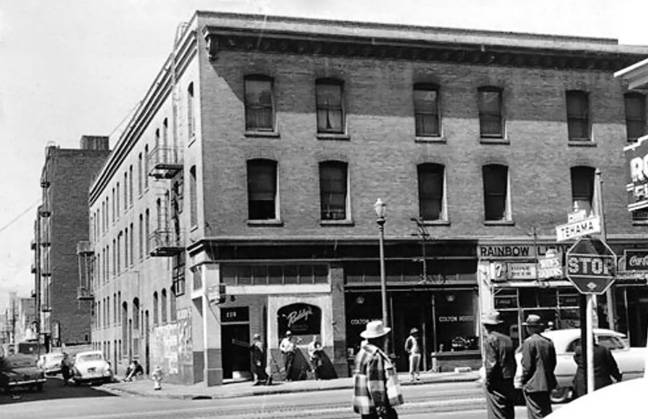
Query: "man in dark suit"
572 337 622 397
520 314 557 419
482 311 517 419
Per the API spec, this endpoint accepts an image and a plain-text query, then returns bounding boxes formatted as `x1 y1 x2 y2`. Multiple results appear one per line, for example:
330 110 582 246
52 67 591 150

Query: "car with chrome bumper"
0 353 46 393
37 352 64 376
71 351 113 385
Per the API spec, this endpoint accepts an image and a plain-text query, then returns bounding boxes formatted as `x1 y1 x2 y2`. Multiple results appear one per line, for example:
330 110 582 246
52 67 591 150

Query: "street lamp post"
374 199 388 334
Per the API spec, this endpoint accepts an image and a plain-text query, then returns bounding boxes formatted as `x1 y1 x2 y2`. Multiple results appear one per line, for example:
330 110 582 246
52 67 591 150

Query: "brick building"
87 12 648 386
33 136 110 349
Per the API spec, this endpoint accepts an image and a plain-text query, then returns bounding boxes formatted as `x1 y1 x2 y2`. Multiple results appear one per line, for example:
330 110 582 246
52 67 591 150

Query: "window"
319 161 348 221
138 153 142 196
124 227 128 270
414 84 440 137
153 292 159 326
123 172 128 210
247 159 278 220
111 188 115 222
571 166 595 215
161 289 168 324
138 214 143 260
418 163 445 221
316 79 344 134
188 82 195 138
482 164 510 221
129 165 133 205
244 76 274 131
625 92 646 142
145 209 150 255
144 145 149 188
478 87 503 138
566 90 590 141
190 166 197 227
129 223 134 267
162 118 168 149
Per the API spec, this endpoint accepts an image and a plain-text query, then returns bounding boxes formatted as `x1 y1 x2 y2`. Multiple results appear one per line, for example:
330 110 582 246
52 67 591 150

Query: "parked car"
37 353 64 376
0 353 46 393
546 377 648 418
71 351 113 385
513 328 646 403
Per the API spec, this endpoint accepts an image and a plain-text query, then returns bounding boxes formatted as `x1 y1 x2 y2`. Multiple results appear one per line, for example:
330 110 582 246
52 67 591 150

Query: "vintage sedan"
37 352 64 376
514 328 646 402
0 353 46 392
71 351 113 385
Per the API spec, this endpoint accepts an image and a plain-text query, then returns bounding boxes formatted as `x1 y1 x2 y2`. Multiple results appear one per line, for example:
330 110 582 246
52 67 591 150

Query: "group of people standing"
248 331 337 386
483 312 622 419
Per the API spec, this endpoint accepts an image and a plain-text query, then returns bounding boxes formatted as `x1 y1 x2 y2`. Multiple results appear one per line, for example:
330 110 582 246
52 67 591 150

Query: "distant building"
15 297 36 342
32 136 110 349
88 11 648 386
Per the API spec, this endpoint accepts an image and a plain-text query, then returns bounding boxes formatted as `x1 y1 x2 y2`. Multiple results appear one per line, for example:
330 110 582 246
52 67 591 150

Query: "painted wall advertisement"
151 308 192 383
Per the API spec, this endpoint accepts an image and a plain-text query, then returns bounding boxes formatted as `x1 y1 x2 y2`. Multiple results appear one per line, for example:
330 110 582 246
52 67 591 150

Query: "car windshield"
78 353 103 362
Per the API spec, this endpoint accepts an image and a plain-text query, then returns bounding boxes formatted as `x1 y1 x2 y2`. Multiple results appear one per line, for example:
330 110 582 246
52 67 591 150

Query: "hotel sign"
625 135 648 212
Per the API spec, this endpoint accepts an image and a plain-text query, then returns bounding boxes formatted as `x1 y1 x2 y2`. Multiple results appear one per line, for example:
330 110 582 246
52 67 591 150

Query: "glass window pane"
483 165 508 221
567 91 589 140
418 164 444 220
284 266 298 284
245 78 273 131
320 162 347 220
570 166 594 207
316 81 344 133
247 160 277 220
414 87 439 136
268 265 283 284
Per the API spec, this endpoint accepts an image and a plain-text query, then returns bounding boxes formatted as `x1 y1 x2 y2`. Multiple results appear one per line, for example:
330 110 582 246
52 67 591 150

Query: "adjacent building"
33 136 110 350
87 12 648 386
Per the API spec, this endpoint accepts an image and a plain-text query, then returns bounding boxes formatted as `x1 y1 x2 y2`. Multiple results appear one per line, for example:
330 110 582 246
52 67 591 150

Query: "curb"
102 373 480 400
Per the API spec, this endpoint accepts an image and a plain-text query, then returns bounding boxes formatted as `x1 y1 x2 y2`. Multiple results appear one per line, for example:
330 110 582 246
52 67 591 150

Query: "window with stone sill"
625 92 646 142
482 164 510 222
316 79 345 134
418 163 446 221
478 87 503 138
247 159 278 221
414 84 440 137
566 90 590 141
319 161 348 221
244 76 275 132
570 166 595 216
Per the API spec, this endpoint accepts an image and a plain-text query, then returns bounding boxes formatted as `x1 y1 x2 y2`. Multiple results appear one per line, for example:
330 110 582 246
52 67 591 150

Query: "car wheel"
550 386 572 404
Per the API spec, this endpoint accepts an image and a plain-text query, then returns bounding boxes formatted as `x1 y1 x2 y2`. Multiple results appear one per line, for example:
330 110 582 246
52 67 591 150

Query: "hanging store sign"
625 135 648 212
507 263 537 280
538 251 563 279
623 249 648 271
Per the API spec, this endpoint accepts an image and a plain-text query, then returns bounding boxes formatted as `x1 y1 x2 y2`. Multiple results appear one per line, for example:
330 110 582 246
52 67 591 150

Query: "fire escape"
76 241 94 300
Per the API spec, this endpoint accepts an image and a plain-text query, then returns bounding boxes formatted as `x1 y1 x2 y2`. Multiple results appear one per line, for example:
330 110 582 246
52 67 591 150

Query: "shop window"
319 161 348 221
316 79 344 134
482 164 510 222
247 159 278 220
277 303 321 337
244 75 274 132
414 84 440 137
252 265 267 285
570 166 595 215
624 92 646 142
566 90 590 141
478 86 503 138
494 289 518 309
417 163 445 221
221 264 329 285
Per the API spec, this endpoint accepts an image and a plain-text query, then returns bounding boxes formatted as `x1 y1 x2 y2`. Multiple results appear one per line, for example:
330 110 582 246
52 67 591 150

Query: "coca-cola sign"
624 249 648 271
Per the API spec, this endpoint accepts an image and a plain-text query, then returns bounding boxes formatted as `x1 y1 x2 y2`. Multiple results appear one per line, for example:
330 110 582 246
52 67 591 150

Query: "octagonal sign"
566 238 616 295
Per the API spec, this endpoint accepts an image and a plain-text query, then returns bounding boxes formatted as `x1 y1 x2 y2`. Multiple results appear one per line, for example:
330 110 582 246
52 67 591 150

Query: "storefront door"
221 324 251 379
392 292 429 372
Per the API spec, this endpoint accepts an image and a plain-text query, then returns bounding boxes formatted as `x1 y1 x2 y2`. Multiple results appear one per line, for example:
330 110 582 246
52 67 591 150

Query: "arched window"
161 289 168 324
153 292 159 326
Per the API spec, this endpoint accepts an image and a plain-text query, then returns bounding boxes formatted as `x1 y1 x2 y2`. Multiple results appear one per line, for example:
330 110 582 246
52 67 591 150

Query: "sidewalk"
102 370 481 400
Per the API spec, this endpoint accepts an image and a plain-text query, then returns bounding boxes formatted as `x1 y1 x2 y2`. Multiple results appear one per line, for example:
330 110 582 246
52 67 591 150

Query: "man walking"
249 333 268 386
482 311 516 419
279 330 296 381
352 320 404 419
572 336 622 398
520 314 557 419
404 328 421 382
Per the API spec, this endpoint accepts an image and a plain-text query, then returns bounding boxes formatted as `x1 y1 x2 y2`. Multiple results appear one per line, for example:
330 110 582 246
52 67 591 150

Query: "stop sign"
566 238 616 294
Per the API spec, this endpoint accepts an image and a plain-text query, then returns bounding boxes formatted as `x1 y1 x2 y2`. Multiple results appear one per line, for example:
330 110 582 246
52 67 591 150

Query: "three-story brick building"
88 12 648 386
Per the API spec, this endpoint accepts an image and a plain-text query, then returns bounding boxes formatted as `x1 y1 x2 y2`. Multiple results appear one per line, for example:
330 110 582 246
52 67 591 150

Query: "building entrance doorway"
221 324 251 379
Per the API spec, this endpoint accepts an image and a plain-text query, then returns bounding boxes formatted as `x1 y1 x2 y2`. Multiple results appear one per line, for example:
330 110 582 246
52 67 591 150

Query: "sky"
0 0 647 311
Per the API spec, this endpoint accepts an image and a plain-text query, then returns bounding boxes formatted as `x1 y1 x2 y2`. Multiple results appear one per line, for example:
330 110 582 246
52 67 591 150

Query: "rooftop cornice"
202 23 647 71
89 20 198 206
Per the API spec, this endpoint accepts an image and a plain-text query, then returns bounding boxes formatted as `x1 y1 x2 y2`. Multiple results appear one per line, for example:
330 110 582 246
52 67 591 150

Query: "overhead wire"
0 199 40 235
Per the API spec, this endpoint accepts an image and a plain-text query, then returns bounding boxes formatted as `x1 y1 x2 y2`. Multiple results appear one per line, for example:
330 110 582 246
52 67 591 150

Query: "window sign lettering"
278 303 321 336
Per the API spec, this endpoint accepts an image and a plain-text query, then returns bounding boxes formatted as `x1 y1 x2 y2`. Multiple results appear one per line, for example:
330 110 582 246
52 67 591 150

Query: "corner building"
88 12 648 385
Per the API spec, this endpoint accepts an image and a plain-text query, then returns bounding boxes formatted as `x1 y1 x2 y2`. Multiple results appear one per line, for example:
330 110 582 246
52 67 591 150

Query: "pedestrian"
352 320 404 419
124 359 144 382
151 365 163 390
308 335 323 380
404 328 421 382
61 352 72 385
520 314 557 419
249 333 269 386
279 330 296 381
482 311 517 419
572 336 622 398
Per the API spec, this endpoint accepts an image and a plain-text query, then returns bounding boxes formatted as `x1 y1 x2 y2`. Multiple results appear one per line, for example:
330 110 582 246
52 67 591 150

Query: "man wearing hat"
279 330 296 381
520 314 557 419
404 328 421 382
249 333 268 386
352 320 404 419
482 311 516 419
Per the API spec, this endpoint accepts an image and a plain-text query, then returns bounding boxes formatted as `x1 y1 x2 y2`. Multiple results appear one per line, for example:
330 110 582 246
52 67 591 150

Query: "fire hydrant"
152 365 163 390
